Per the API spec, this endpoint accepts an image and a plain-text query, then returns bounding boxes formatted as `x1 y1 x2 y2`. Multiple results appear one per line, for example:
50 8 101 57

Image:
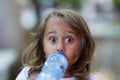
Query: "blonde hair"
22 9 95 80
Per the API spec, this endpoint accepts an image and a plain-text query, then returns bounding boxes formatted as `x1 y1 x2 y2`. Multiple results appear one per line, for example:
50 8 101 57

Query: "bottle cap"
57 51 65 56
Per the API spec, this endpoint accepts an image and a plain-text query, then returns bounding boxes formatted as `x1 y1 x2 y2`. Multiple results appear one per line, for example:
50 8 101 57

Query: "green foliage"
64 0 82 9
55 0 83 10
113 0 120 8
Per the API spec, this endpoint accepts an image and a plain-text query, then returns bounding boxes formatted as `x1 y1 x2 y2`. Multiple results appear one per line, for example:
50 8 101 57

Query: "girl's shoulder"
15 66 31 80
90 74 99 80
16 66 100 80
62 74 99 80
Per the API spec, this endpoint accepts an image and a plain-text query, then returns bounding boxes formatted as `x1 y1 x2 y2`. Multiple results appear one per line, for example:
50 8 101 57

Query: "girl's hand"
28 73 38 80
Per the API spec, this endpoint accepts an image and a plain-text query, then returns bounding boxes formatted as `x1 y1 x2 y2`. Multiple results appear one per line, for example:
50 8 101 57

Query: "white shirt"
16 66 99 80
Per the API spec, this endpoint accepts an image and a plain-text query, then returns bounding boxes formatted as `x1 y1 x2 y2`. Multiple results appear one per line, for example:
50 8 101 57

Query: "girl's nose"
57 41 65 52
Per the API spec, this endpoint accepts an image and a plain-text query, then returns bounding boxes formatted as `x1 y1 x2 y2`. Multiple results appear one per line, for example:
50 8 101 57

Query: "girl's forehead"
47 16 64 23
46 17 66 27
47 17 72 28
44 17 77 35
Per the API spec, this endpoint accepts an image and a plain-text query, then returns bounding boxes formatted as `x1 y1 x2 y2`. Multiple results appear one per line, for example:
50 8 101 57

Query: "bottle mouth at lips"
36 51 68 80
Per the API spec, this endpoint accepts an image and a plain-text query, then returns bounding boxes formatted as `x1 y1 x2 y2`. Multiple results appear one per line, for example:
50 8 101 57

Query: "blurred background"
0 0 120 80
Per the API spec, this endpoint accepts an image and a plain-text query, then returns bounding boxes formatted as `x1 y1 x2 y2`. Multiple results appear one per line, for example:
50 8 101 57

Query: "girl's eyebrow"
46 31 56 36
45 30 77 36
67 31 77 35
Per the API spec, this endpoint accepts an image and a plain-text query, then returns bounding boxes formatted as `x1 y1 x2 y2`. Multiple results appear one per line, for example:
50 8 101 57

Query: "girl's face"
43 17 81 77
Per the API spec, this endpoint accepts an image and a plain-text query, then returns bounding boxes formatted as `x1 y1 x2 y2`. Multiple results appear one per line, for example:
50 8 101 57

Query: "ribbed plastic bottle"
35 51 68 80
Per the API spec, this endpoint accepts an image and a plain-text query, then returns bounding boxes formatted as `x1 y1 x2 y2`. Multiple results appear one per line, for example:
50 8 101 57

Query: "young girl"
16 9 99 80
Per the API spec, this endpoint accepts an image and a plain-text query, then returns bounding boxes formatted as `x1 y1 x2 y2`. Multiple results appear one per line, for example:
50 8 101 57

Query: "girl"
16 9 99 80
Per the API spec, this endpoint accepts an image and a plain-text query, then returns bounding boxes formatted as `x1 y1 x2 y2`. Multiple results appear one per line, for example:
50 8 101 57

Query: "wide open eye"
49 37 56 44
65 37 73 44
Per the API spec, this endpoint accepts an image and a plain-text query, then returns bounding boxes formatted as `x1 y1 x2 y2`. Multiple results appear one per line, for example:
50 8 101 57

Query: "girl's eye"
49 38 56 43
65 37 73 43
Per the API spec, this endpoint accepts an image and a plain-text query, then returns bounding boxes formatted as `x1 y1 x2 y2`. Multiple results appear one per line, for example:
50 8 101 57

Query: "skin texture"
43 17 81 78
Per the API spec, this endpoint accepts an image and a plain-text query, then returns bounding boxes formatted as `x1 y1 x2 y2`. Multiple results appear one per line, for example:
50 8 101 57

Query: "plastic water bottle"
35 51 68 80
